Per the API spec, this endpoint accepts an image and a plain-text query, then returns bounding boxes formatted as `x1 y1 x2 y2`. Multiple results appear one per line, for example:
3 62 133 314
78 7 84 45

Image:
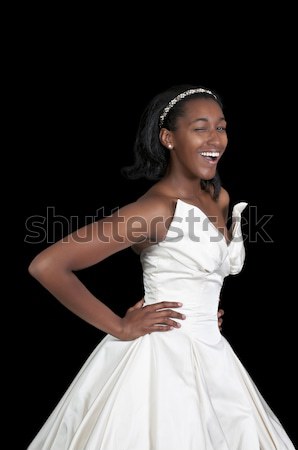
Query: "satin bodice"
140 199 248 342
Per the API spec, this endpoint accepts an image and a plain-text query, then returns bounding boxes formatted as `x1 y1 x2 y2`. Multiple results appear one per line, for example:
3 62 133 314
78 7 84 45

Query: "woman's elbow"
28 253 53 280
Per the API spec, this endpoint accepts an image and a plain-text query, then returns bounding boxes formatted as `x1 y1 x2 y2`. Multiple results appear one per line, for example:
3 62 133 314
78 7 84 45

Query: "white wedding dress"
28 200 295 449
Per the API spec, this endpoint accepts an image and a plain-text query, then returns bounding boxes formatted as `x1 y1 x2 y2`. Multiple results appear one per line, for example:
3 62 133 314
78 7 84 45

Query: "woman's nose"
207 129 221 144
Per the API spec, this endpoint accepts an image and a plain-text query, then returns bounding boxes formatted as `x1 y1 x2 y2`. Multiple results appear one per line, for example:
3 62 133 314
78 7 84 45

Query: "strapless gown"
28 200 295 449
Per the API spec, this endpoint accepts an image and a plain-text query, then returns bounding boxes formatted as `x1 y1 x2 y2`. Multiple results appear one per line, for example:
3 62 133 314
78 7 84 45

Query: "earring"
168 144 172 149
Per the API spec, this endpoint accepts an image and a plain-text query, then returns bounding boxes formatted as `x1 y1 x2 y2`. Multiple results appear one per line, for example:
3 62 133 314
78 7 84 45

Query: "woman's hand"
217 308 224 331
119 299 186 340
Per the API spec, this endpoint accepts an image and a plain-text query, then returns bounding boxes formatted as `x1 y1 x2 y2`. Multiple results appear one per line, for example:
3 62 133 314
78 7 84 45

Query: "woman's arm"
29 200 185 340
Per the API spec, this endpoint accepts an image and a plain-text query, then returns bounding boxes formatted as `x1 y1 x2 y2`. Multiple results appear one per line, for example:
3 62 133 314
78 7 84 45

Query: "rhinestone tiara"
159 88 217 127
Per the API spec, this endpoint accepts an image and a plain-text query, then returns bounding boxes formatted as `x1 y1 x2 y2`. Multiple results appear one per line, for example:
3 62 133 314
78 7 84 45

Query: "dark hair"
122 84 224 200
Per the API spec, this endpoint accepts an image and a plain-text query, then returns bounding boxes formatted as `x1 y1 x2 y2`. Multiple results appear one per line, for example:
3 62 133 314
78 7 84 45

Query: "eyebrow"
190 116 226 124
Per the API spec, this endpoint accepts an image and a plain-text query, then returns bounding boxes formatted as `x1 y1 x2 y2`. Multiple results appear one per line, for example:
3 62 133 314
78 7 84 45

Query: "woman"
28 85 294 449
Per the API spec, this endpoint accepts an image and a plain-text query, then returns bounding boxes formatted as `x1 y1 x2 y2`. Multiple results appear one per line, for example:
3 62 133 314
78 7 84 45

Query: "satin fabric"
28 200 295 449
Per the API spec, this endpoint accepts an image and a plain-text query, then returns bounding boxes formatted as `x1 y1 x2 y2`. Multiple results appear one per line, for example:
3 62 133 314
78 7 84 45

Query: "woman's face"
169 98 228 180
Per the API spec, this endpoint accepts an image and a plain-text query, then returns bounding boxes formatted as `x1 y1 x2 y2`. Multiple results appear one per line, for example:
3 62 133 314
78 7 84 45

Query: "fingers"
128 298 145 312
217 308 224 318
150 313 185 329
152 309 186 319
141 311 184 329
144 303 186 325
154 301 183 310
147 324 175 333
145 301 183 313
129 300 179 313
140 301 185 330
217 308 224 332
154 317 182 329
124 301 185 339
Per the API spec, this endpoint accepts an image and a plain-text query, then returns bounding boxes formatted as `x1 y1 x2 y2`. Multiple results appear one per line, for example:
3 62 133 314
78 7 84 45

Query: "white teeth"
200 151 219 157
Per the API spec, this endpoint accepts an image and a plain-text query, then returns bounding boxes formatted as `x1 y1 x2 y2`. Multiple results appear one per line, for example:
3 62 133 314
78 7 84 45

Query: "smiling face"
161 97 228 181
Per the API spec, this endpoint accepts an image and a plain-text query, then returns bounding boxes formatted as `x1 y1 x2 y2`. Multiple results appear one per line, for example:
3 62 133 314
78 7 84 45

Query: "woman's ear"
159 128 173 149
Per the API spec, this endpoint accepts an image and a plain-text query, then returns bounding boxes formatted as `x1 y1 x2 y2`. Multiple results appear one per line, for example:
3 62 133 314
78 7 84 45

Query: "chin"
201 175 215 181
199 169 217 181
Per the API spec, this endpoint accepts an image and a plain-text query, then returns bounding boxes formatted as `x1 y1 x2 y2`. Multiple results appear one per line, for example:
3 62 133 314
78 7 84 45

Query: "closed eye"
194 127 226 132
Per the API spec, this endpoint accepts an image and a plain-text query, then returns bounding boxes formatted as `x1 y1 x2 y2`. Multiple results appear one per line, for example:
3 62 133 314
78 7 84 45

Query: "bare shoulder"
124 189 178 253
135 190 175 218
97 184 177 237
218 186 230 207
218 187 230 222
132 191 176 233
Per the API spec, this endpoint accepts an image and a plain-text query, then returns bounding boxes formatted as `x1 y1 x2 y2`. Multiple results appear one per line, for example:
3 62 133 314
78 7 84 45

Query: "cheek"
223 135 228 146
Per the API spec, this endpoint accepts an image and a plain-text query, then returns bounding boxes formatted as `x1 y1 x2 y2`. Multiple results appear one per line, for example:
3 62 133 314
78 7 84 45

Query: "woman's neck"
161 174 204 200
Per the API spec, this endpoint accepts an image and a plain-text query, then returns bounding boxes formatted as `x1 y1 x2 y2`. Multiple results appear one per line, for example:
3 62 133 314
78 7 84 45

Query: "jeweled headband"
159 88 217 128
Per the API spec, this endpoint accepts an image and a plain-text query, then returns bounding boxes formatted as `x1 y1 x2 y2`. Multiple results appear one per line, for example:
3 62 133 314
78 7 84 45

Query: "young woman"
28 85 294 449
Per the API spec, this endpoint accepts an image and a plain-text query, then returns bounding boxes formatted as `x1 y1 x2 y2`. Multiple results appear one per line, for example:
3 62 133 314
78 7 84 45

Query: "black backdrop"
18 39 297 448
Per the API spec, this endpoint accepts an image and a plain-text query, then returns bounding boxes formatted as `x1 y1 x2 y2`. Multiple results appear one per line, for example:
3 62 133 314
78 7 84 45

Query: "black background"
16 16 296 449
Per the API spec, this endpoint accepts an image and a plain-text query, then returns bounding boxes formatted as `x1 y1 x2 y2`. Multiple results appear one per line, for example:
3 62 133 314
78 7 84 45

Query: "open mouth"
199 151 220 164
